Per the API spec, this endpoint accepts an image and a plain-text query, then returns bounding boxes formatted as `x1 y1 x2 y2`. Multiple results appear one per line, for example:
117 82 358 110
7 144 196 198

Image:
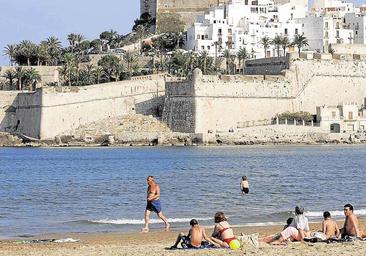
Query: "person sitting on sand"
340 204 361 239
240 176 249 195
284 218 294 230
321 211 340 239
142 176 170 232
261 206 310 244
210 212 236 248
170 219 219 249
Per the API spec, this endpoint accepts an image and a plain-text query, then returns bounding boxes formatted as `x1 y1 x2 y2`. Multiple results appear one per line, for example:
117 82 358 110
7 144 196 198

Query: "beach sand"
1 220 366 256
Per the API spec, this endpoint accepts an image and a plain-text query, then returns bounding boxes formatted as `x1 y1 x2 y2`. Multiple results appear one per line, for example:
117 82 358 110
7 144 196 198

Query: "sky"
0 0 139 65
0 0 365 65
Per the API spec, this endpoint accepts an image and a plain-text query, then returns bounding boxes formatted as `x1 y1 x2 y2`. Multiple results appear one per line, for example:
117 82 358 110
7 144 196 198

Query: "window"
284 28 288 35
348 112 353 120
197 35 200 40
218 29 222 35
205 34 208 39
207 46 211 50
332 111 336 118
325 22 329 29
201 46 205 50
228 29 232 34
295 28 298 34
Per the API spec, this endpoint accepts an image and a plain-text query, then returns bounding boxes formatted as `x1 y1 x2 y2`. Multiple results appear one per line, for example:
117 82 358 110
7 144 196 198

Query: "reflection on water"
0 145 365 237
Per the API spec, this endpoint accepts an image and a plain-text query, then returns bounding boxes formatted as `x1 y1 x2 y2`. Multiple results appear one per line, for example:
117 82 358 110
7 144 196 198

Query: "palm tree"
237 48 248 75
1 69 16 89
199 51 209 75
23 68 41 91
45 36 62 65
19 40 37 66
61 53 77 86
280 36 290 57
292 34 309 56
272 35 282 57
3 44 17 66
75 34 85 46
260 36 271 58
67 33 79 52
212 41 221 72
14 67 26 90
223 49 231 74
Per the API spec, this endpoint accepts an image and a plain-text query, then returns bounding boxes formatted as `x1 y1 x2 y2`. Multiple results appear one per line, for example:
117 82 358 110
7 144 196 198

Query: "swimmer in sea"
240 176 249 195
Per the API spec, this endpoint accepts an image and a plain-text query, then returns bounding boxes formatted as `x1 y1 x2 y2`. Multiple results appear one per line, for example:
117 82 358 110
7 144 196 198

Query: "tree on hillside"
97 55 122 82
260 36 271 58
23 68 41 91
1 69 16 89
133 12 156 31
280 36 290 57
60 53 77 86
223 49 231 74
14 67 26 90
3 44 17 66
237 47 248 75
45 36 62 65
123 51 137 78
292 34 309 56
272 35 282 57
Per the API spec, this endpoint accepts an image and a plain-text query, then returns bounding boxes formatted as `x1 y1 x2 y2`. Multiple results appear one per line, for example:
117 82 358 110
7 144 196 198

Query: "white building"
344 13 366 44
186 0 306 58
299 15 353 52
317 101 366 133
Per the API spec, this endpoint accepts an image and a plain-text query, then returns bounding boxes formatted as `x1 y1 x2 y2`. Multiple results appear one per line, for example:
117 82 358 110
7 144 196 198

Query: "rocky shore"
2 115 366 147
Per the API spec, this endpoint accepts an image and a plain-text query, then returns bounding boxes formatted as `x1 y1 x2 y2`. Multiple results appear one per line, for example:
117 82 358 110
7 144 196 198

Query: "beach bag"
237 233 259 248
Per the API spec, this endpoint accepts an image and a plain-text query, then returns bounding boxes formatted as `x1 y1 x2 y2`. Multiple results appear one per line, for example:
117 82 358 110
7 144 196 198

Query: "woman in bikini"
210 212 236 248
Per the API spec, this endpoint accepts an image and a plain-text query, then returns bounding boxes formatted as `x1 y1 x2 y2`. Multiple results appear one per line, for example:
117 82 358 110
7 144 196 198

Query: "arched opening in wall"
330 123 340 133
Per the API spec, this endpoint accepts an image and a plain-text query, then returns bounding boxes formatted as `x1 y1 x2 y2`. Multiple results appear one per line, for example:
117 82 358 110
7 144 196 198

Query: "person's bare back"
322 219 340 239
189 225 205 247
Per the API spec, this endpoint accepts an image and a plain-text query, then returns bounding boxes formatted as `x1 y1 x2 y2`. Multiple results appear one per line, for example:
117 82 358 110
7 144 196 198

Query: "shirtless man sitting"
170 219 219 249
341 204 361 239
142 176 170 232
321 211 340 239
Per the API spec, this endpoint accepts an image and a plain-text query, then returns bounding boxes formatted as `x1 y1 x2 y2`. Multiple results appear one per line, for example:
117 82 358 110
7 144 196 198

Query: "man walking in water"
142 176 170 232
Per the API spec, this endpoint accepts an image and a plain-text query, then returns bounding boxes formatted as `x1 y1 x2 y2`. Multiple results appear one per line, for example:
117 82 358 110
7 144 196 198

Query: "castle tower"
140 0 231 29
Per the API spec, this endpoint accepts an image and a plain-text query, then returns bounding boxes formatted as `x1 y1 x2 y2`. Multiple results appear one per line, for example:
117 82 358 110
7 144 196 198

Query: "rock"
54 136 62 145
0 133 23 147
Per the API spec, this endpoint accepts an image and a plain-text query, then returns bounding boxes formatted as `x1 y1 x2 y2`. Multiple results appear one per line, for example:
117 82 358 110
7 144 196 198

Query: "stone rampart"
164 60 366 134
0 74 166 139
0 91 19 132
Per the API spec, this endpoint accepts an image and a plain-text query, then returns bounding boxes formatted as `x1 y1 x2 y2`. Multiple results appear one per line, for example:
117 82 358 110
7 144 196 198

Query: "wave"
88 217 212 225
305 208 366 218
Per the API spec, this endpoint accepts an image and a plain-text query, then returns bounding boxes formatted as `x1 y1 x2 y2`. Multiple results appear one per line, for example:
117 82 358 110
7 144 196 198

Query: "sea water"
0 145 365 238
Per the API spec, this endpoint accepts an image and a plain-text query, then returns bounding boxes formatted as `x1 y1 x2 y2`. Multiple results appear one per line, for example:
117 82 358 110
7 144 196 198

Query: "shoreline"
1 220 365 255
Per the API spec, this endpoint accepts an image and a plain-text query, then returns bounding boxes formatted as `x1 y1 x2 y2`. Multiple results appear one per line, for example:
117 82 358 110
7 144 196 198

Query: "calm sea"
0 146 365 238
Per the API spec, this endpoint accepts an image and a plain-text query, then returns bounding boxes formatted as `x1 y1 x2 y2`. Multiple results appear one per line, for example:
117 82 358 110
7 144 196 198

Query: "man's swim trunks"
146 199 162 213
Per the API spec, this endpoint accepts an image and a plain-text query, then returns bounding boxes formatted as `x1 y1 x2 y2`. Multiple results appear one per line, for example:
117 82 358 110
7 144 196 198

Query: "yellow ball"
229 239 241 250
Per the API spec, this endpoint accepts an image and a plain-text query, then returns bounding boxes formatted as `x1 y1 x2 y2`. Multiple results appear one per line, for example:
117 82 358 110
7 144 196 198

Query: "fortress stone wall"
0 74 165 139
163 60 366 134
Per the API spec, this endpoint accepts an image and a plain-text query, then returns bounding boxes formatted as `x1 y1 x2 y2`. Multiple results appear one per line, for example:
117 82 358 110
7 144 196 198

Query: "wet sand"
1 220 366 256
